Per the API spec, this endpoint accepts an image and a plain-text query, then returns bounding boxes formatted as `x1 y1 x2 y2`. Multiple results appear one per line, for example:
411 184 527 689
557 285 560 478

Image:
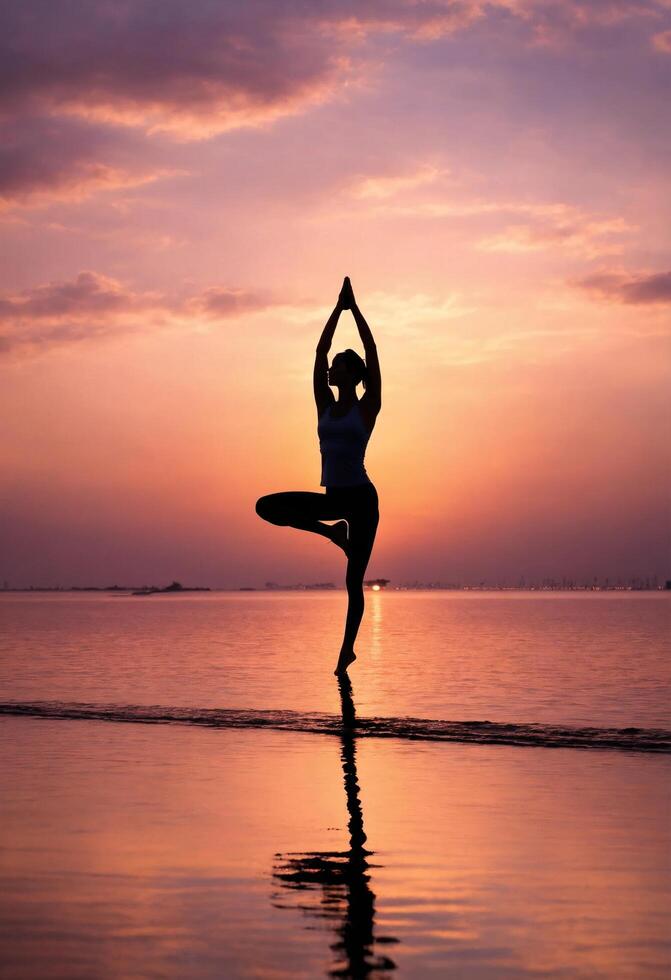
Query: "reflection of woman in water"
255 277 381 674
272 675 398 975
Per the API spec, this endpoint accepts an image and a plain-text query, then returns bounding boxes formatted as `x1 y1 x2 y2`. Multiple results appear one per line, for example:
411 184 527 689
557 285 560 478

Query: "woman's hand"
338 276 355 311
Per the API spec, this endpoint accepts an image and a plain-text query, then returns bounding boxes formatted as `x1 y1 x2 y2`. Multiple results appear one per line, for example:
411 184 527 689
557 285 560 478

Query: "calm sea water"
0 591 669 727
1 592 670 978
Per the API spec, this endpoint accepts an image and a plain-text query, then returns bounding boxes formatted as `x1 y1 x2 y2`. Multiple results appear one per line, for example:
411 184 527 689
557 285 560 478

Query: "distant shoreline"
1 585 667 594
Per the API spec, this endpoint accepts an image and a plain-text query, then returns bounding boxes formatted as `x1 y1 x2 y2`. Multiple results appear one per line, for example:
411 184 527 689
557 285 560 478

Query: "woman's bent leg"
255 491 344 542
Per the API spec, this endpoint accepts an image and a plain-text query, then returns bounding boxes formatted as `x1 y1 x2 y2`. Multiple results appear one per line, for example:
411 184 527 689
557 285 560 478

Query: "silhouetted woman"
255 277 381 674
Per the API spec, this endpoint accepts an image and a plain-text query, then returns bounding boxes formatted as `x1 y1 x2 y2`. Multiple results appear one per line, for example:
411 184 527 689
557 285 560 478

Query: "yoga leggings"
255 483 379 651
255 483 379 578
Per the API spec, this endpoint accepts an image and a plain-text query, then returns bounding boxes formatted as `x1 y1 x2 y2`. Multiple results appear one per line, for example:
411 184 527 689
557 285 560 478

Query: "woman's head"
328 349 368 390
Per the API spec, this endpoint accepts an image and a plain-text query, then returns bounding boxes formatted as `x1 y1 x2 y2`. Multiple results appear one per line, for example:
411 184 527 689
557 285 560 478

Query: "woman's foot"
334 649 356 675
329 520 349 556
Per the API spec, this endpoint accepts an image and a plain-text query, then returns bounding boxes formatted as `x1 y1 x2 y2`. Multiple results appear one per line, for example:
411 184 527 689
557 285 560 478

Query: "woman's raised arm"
314 303 341 415
316 303 341 354
352 302 381 408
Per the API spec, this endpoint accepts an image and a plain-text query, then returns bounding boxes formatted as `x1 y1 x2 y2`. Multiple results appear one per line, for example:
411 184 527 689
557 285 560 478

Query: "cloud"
0 272 141 320
348 164 447 199
652 28 671 51
321 1 485 42
319 0 668 47
0 117 181 210
194 287 275 318
529 2 664 46
342 164 633 257
0 0 667 214
0 2 362 141
477 212 631 258
574 269 671 304
0 2 369 209
3 1 666 141
0 271 283 357
0 272 163 355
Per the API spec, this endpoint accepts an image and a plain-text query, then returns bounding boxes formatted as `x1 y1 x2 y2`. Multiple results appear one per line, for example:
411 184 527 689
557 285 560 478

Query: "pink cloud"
477 213 631 258
0 3 360 140
652 28 671 51
0 118 179 210
574 269 671 304
3 1 666 140
0 272 283 357
195 287 275 317
318 0 667 46
321 2 485 42
0 0 667 217
0 272 143 320
342 167 633 258
0 272 155 355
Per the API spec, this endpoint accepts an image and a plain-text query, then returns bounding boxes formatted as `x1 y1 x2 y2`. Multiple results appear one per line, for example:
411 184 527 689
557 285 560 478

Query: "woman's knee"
345 558 367 592
255 494 286 524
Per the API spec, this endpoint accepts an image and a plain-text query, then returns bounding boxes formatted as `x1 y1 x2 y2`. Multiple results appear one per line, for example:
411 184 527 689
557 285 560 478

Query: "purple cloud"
3 1 665 137
0 2 359 139
652 29 671 52
0 271 282 356
0 1 667 209
196 287 274 317
0 117 178 209
0 272 137 320
575 270 671 304
0 0 667 213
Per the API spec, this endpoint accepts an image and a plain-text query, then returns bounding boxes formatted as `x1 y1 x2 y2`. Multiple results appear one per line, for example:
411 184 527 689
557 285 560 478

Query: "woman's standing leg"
335 489 379 674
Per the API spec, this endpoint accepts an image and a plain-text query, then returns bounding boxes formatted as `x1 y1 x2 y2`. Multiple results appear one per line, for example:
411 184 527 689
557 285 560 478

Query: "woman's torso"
317 400 373 488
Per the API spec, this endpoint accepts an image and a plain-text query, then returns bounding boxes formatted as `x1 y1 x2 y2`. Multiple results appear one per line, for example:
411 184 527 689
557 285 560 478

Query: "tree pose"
255 277 382 674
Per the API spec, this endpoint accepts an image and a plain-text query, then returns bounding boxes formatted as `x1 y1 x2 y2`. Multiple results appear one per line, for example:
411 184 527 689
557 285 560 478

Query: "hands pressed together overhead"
337 276 356 311
317 275 377 363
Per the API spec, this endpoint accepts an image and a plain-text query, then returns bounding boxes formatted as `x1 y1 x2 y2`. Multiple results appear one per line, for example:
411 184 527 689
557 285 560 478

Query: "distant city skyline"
2 575 667 592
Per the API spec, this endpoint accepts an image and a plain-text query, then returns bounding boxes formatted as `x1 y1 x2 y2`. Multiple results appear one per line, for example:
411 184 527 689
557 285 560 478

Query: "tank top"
317 401 372 488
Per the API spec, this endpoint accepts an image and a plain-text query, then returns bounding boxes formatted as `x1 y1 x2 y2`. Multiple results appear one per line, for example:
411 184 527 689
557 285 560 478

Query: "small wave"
1 701 669 753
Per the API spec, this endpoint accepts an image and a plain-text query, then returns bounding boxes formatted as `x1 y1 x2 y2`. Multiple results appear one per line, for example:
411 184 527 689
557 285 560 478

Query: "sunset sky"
1 0 669 588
